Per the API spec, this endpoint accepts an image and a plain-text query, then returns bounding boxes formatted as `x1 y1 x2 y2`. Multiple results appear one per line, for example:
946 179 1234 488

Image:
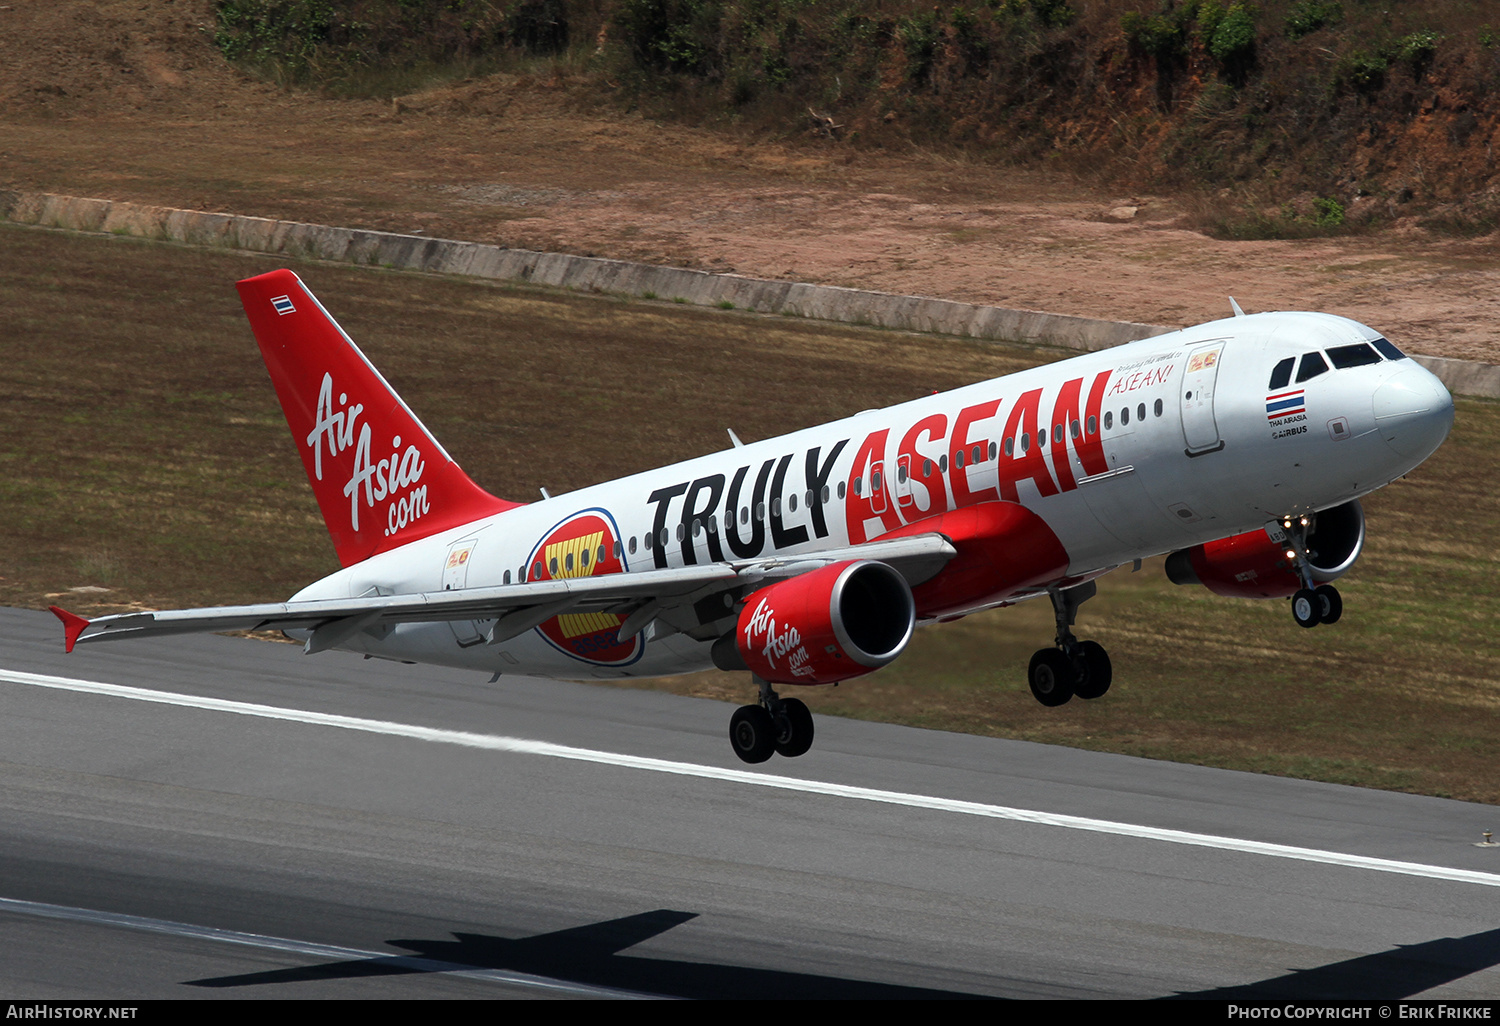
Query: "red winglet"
49 606 90 653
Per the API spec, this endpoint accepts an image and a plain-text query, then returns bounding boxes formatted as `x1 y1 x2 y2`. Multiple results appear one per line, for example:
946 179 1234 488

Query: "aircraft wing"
53 533 956 652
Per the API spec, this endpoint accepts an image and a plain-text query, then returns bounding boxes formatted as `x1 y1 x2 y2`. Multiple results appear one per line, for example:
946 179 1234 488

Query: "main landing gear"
1027 581 1113 708
1292 583 1342 628
730 677 815 764
1281 514 1343 629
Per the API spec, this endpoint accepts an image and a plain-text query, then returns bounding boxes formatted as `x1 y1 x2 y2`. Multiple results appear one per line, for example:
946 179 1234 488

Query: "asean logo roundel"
524 509 643 667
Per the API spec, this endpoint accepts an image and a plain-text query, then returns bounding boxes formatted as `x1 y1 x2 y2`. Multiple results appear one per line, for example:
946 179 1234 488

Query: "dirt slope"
3 0 1499 361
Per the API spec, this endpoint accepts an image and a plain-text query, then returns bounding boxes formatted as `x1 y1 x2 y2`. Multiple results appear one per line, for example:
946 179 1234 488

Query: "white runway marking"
0 896 653 998
7 668 1499 890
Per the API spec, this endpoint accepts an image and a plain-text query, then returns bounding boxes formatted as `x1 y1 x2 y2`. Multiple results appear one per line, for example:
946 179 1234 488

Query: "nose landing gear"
1027 582 1113 707
1280 514 1343 628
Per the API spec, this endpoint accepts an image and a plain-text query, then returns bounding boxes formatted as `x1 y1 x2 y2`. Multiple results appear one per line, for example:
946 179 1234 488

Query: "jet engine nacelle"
1164 500 1365 600
722 560 916 685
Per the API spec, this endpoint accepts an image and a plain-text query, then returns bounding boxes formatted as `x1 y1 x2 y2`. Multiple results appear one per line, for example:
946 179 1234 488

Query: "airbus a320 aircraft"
51 270 1454 763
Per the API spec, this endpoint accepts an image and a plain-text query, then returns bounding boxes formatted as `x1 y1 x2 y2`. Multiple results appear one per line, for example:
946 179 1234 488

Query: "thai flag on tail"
1266 389 1305 420
270 295 296 315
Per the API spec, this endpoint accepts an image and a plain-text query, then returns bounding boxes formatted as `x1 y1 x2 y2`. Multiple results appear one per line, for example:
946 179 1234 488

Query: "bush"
1312 197 1344 227
614 0 720 75
1205 2 1257 84
1395 30 1439 78
1284 0 1341 42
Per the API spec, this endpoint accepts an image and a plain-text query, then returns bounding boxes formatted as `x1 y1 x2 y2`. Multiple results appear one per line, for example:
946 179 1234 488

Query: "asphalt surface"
2 605 1498 1000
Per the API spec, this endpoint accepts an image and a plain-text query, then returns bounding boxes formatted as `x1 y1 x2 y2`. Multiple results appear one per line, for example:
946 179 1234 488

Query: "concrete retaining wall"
1407 354 1500 399
5 189 1496 397
0 190 1168 352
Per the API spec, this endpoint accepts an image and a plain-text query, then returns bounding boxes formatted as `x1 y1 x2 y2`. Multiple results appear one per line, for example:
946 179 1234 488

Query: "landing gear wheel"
772 697 815 758
1315 584 1343 625
1292 588 1321 628
730 705 776 764
1072 640 1113 700
1028 648 1075 707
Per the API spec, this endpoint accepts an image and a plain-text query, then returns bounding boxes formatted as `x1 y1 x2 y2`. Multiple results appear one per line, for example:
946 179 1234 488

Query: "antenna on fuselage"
727 429 744 448
1229 297 1246 317
539 487 551 500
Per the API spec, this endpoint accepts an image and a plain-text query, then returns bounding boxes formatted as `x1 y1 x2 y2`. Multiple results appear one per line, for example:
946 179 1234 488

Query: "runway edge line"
7 667 1498 890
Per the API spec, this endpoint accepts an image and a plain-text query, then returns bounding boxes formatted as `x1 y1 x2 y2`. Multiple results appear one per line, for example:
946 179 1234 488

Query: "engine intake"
1165 500 1365 599
719 560 915 685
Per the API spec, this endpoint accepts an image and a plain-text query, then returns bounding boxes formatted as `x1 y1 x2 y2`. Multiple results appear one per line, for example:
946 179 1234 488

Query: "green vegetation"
212 0 566 89
1202 194 1346 240
208 1 1494 235
1284 0 1340 41
9 223 1500 803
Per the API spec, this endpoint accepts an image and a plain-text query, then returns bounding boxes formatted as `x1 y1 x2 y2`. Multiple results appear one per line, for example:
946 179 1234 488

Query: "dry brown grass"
7 223 1500 802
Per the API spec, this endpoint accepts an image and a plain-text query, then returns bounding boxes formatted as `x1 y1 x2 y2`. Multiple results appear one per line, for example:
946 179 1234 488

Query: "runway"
2 607 1498 999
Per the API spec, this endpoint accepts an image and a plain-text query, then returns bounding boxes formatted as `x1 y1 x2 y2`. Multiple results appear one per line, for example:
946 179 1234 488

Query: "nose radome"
1373 365 1455 460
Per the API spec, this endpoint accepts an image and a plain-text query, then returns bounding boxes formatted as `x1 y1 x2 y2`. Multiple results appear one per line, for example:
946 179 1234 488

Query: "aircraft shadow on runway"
1171 926 1500 1000
184 908 991 999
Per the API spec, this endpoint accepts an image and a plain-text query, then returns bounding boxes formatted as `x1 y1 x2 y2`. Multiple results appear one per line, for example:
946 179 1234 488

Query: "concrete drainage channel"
5 189 1496 399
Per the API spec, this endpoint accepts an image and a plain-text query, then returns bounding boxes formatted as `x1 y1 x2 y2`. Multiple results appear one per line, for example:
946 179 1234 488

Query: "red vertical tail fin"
237 269 520 567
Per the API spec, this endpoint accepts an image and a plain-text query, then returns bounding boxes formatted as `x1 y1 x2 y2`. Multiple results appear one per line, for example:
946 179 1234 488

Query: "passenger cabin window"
1371 336 1408 361
1269 357 1294 390
1296 352 1329 383
1326 342 1382 369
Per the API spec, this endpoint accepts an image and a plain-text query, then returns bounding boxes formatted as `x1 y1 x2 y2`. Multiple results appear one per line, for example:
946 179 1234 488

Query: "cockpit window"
1295 352 1329 383
1370 336 1408 361
1269 357 1294 390
1326 342 1382 369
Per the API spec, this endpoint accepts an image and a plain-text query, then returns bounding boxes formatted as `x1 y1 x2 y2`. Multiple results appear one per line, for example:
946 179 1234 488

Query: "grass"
7 223 1500 803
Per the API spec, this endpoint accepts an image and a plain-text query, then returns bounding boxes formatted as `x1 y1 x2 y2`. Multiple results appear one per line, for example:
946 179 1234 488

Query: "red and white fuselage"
52 270 1453 760
277 301 1452 680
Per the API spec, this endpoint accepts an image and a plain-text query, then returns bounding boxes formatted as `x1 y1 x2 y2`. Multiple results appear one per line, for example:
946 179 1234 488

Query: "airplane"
50 270 1455 764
